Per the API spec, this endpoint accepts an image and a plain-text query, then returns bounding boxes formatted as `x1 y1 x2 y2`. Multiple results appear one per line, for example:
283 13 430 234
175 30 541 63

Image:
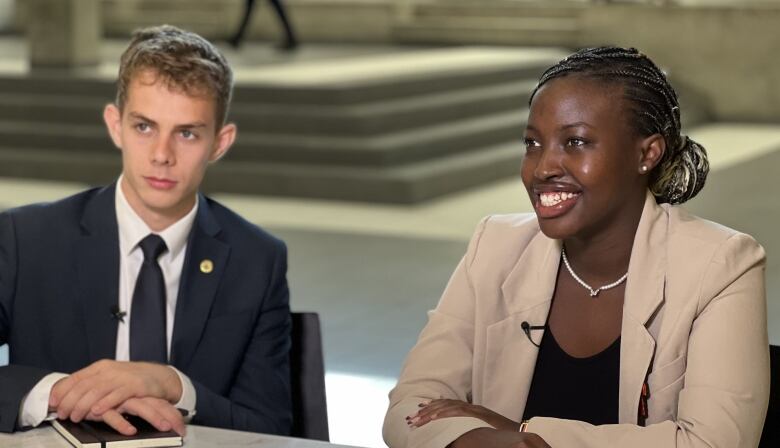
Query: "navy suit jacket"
0 184 292 434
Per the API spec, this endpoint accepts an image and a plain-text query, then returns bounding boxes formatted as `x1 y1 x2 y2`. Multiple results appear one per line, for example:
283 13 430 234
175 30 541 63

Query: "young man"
0 25 291 436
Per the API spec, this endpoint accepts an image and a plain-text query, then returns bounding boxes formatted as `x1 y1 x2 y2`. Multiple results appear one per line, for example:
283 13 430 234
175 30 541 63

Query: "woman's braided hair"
530 47 709 205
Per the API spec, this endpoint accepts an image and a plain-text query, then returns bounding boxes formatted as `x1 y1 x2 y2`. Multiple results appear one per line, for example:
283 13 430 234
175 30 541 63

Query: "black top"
522 328 621 425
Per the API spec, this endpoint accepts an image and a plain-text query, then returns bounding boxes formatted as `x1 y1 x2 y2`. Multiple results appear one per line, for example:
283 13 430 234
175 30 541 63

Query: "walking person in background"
229 0 298 51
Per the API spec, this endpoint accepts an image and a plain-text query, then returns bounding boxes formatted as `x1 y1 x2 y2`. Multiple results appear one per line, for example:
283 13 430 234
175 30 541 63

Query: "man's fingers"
69 382 125 421
51 360 111 406
153 400 186 436
56 374 105 419
91 386 135 416
119 398 173 434
49 371 95 408
99 409 138 436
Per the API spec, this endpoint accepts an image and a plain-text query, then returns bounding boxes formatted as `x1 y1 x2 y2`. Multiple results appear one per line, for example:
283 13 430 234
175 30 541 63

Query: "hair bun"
651 136 709 205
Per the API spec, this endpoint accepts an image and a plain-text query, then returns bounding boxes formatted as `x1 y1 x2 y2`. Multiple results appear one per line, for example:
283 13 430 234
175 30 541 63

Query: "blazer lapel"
76 184 121 361
484 232 560 420
170 195 230 370
619 191 668 423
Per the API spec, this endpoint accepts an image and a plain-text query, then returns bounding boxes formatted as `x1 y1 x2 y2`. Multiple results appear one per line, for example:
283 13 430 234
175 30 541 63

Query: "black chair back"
290 312 329 441
760 345 778 447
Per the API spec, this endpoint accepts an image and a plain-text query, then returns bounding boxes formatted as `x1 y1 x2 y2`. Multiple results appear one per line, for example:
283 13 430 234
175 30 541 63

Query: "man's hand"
49 360 182 422
83 397 186 437
407 399 520 432
450 428 550 448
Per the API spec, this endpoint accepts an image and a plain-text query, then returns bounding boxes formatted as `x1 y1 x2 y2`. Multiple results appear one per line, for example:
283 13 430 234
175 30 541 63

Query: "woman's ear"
638 134 666 174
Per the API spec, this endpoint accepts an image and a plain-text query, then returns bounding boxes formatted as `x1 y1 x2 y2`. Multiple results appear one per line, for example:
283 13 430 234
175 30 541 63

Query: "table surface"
0 424 363 448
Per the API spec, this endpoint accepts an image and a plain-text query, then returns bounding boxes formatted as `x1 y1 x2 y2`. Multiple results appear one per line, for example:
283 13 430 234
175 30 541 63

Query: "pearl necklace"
561 248 628 297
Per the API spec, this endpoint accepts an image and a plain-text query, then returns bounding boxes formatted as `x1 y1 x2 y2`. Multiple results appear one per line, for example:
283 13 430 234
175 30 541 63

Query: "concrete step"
0 108 527 166
0 94 106 124
231 108 527 165
394 18 580 47
0 48 560 106
0 75 114 99
0 80 536 136
234 80 534 135
0 122 113 156
229 48 563 105
206 141 525 203
0 46 567 203
0 141 524 204
412 1 586 19
396 0 582 47
101 0 236 37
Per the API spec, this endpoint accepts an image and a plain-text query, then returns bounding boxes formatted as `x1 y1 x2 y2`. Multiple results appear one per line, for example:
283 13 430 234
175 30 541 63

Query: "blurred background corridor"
0 1 778 446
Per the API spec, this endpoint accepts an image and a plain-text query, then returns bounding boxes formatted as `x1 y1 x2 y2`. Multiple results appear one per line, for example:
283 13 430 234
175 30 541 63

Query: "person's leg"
267 0 298 49
229 0 257 48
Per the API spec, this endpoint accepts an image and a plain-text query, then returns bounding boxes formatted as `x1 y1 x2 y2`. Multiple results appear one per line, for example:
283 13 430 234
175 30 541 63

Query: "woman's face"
521 75 649 241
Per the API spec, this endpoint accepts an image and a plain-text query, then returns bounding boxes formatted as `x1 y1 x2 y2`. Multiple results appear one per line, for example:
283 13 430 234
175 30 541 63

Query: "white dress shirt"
18 179 198 427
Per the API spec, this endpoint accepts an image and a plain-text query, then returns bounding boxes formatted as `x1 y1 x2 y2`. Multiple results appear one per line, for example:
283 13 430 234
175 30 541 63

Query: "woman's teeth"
540 192 578 207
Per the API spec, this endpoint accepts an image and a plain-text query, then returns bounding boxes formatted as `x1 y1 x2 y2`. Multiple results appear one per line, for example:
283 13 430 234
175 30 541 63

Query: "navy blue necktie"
129 234 168 363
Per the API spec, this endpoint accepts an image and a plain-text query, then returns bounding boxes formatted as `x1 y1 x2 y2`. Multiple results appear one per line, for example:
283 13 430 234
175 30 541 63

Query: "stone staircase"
0 47 567 203
394 0 585 47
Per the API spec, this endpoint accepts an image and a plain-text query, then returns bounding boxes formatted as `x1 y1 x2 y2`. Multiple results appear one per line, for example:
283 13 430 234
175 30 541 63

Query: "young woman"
383 47 769 448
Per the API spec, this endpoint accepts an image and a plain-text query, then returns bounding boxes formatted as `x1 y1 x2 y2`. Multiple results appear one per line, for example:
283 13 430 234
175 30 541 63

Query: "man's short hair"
116 25 233 126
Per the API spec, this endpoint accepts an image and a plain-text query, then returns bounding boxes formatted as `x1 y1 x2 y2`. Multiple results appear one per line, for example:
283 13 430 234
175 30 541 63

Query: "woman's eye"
567 138 587 147
524 138 540 149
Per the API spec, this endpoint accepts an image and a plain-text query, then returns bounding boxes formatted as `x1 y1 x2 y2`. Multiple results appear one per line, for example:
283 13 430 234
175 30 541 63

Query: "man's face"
104 70 235 229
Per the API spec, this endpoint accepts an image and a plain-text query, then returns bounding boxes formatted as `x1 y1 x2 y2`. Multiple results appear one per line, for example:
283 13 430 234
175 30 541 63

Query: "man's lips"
144 176 177 190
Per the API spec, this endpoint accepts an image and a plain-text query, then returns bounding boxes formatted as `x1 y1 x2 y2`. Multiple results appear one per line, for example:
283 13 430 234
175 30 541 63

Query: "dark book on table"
51 415 182 448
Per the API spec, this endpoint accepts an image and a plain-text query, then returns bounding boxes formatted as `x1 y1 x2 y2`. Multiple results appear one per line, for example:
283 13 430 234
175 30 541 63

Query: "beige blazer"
383 192 769 448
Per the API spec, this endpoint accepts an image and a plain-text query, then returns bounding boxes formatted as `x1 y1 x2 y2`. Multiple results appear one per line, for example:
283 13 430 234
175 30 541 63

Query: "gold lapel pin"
200 259 214 274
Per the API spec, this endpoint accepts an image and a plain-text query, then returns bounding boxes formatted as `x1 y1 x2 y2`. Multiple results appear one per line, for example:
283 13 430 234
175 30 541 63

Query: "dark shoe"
227 35 242 49
276 38 298 51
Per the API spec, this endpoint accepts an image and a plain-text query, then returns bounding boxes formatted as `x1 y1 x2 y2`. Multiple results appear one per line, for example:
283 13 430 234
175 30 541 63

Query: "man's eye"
567 138 587 147
135 123 151 133
524 138 540 148
181 130 196 140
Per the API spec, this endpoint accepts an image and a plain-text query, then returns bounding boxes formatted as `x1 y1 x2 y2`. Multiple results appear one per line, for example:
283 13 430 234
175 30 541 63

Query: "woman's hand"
450 428 550 448
407 399 520 431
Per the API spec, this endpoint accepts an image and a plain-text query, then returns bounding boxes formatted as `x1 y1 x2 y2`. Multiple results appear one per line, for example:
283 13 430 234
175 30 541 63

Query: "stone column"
26 0 101 69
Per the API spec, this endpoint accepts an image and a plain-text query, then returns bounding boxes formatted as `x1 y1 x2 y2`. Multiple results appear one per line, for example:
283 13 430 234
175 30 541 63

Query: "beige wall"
580 4 780 122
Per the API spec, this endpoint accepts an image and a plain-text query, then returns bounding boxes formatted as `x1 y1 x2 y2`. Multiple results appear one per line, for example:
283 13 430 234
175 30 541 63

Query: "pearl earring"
640 165 648 173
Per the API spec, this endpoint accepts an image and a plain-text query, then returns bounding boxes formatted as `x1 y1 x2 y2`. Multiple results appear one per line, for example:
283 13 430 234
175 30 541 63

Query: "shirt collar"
115 176 199 259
